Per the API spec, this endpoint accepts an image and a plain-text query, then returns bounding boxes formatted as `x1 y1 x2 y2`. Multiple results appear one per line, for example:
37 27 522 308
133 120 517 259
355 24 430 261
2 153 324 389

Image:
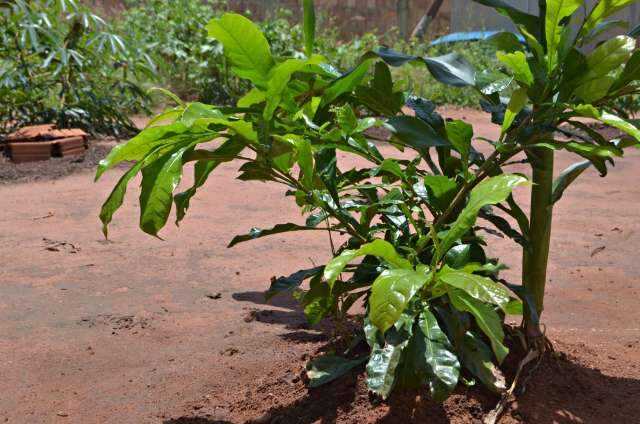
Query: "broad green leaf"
99 161 144 238
237 88 266 108
472 0 540 40
303 0 316 57
502 87 528 134
573 76 615 102
267 266 324 300
449 289 509 363
419 308 460 401
437 268 511 312
574 36 636 86
369 269 430 334
138 145 192 237
366 315 414 399
386 116 450 150
179 102 224 127
228 223 324 247
580 0 637 38
611 49 640 92
518 25 545 66
423 175 458 213
545 0 583 71
324 239 412 288
445 120 472 171
551 160 591 204
190 118 257 143
96 123 209 179
303 274 334 326
443 244 472 269
488 31 525 53
355 62 404 116
307 355 367 388
264 57 323 119
207 13 274 89
459 331 507 391
572 105 640 142
322 60 370 105
438 174 528 259
424 53 475 87
496 51 533 86
277 134 314 188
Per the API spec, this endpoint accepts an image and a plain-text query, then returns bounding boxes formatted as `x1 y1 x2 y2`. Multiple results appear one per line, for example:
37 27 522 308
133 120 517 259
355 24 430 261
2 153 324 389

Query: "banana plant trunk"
522 147 554 341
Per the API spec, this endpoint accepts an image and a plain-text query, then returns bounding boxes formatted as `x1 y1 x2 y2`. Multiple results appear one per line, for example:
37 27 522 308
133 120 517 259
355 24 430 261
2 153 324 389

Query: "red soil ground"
1 109 638 423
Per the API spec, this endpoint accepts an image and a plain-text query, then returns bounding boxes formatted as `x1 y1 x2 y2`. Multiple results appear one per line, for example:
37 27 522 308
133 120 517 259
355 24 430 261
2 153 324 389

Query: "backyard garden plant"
0 0 153 136
98 0 640 408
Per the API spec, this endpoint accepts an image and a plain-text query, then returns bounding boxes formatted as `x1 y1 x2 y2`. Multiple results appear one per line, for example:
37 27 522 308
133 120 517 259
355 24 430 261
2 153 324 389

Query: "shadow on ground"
169 342 640 423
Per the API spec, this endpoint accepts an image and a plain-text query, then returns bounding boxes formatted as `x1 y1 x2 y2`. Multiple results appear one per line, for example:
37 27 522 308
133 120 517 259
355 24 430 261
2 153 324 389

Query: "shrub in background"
0 0 153 136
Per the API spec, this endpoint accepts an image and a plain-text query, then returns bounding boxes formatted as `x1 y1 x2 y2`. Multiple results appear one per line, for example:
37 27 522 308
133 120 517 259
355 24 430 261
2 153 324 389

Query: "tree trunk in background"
411 0 445 39
397 0 410 40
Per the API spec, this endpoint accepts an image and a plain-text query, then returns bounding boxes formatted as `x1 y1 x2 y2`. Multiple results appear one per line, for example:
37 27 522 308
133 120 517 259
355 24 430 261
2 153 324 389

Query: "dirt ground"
0 109 639 423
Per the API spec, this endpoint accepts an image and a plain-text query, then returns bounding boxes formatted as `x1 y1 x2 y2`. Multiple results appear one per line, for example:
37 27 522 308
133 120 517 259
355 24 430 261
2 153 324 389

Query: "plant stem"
522 146 554 340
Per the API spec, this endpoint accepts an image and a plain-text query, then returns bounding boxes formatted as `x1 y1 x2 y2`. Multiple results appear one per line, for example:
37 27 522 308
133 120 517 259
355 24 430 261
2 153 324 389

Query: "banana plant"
97 0 640 403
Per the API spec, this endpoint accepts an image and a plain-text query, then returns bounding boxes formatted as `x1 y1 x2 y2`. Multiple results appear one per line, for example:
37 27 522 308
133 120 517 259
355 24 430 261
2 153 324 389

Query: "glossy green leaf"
96 123 209 179
439 174 528 260
207 13 274 89
369 269 430 334
387 116 450 150
488 31 524 53
418 308 460 401
580 0 636 38
307 355 367 387
138 145 192 237
502 87 528 134
611 50 640 92
302 0 315 57
574 35 636 86
322 60 370 105
445 120 472 170
472 0 540 39
449 289 509 363
551 160 591 203
572 105 640 142
545 0 583 71
496 51 533 86
267 266 324 300
99 161 144 238
459 331 507 391
324 239 412 288
573 76 615 102
423 175 458 213
228 223 324 247
366 316 414 399
438 268 511 312
237 88 266 108
424 53 475 87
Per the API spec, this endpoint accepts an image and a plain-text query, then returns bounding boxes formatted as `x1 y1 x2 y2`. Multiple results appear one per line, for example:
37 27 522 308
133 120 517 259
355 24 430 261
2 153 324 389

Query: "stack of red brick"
3 124 88 163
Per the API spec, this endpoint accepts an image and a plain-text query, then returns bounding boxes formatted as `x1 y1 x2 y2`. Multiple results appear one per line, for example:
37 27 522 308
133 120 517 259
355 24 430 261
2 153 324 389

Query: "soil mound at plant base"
168 340 640 423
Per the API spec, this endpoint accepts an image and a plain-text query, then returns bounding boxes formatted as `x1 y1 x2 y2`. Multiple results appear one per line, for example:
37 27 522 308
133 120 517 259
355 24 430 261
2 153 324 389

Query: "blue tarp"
430 31 526 46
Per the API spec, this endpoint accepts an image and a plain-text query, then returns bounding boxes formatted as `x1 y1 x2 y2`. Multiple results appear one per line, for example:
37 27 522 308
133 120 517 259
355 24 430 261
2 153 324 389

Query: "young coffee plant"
97 0 640 404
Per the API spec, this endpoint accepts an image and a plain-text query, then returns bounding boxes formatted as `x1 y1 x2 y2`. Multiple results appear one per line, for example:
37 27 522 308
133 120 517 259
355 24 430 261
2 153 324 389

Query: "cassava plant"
97 0 640 404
